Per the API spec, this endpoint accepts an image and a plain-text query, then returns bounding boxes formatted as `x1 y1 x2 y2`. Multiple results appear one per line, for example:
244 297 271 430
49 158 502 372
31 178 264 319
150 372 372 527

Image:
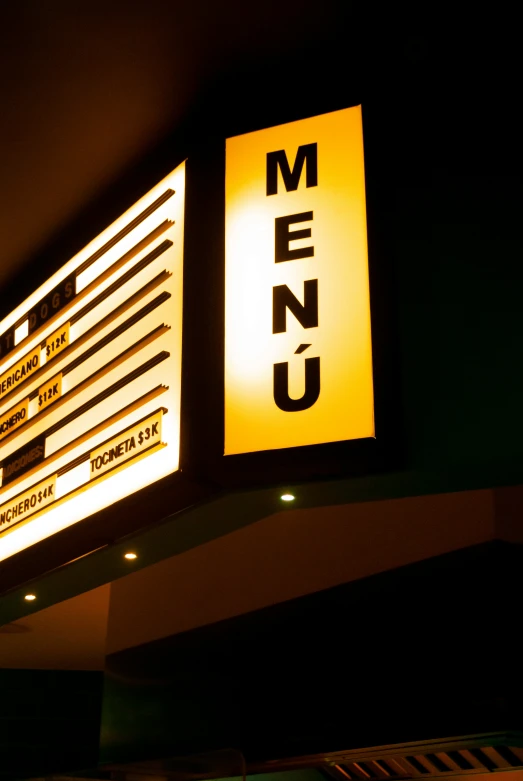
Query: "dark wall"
0 669 103 780
101 541 523 765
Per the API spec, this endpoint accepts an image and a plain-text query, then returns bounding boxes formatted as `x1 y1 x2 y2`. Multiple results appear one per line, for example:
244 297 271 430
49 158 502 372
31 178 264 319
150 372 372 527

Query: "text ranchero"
0 477 56 529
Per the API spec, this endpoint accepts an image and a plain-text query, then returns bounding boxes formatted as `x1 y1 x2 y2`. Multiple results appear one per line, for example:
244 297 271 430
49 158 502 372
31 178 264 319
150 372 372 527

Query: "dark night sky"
0 2 518 303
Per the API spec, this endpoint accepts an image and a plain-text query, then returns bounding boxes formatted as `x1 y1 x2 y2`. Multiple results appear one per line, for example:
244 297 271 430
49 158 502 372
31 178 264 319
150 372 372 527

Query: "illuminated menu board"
0 162 185 562
225 106 374 454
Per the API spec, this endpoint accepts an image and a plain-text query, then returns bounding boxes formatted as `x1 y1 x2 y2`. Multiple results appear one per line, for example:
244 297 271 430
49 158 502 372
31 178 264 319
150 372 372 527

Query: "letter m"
266 143 318 196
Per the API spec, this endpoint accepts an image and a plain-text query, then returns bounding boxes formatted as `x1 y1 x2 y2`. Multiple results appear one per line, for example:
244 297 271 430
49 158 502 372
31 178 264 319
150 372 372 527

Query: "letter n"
266 143 318 196
273 280 318 333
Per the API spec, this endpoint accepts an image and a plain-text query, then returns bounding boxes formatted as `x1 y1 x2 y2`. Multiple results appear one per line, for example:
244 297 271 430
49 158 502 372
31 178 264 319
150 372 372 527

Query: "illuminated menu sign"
0 162 185 562
225 106 374 454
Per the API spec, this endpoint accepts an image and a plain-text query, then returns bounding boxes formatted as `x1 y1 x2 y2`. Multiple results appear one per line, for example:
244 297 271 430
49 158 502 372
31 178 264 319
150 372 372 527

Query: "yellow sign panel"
38 373 62 411
0 475 56 533
225 105 374 454
89 410 163 479
0 398 29 442
44 322 70 362
0 346 40 403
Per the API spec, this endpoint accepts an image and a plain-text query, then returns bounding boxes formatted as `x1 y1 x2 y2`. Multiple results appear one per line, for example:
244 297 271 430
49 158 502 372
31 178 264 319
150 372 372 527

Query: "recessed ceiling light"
280 493 295 502
24 594 36 601
124 552 137 560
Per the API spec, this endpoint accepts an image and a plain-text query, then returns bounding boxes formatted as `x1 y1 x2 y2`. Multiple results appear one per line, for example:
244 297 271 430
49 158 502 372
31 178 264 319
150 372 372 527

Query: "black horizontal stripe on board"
0 220 172 374
7 330 168 446
27 290 172 401
1 274 75 365
56 452 90 475
0 242 173 409
56 405 168 476
64 291 171 376
70 239 173 325
38 269 171 350
0 352 170 484
45 350 170 437
2 385 168 493
1 409 167 535
75 189 175 276
34 269 170 382
4 323 169 449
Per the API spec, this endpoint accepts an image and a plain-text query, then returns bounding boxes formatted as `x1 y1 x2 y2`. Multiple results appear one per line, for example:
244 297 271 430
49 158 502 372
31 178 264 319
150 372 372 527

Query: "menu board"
0 162 185 562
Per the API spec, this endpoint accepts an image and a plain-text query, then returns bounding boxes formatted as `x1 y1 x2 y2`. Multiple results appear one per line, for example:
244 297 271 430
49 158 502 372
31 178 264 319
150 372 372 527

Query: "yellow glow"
24 593 36 601
280 493 295 501
225 106 374 454
0 162 185 562
124 552 137 560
